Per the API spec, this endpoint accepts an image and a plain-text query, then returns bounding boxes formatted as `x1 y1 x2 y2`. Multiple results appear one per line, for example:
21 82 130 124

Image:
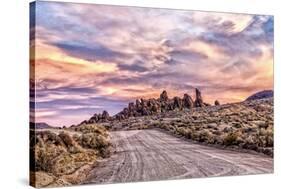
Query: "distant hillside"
246 90 273 101
35 122 53 129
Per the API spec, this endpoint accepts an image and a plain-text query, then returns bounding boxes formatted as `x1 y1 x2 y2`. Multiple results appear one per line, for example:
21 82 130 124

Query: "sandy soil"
83 129 273 184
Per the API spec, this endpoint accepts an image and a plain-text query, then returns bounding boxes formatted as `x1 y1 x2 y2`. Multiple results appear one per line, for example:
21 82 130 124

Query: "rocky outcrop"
183 93 194 108
194 88 204 107
34 122 54 129
173 97 183 110
102 110 110 120
214 100 220 106
160 90 168 102
246 90 273 101
81 110 111 124
82 88 212 124
115 88 208 120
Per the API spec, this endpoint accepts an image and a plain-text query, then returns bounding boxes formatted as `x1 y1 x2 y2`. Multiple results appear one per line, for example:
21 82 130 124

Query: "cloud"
169 49 208 63
33 2 274 126
50 41 128 62
199 15 273 58
117 61 149 72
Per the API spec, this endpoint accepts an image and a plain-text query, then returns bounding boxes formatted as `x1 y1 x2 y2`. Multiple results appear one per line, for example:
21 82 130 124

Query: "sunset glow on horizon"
31 2 274 126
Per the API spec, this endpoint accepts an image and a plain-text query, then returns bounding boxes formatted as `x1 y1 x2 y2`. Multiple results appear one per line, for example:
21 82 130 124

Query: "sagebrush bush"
265 130 273 147
198 130 211 143
50 151 96 176
74 124 108 136
35 144 66 172
223 132 239 146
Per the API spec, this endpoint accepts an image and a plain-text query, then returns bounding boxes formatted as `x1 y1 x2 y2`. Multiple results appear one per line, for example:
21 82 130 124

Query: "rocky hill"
246 90 273 101
34 122 54 129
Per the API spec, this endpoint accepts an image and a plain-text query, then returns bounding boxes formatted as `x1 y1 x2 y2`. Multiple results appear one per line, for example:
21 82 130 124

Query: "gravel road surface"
84 129 273 184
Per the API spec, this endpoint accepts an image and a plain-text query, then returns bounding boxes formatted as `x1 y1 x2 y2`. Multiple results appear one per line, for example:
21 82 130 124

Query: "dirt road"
84 129 273 184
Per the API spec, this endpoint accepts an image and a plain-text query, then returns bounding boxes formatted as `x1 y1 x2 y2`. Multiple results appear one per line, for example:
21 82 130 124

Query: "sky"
30 1 274 127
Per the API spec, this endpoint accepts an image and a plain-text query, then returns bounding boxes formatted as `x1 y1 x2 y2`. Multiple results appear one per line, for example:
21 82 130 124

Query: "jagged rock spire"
194 88 204 107
160 90 168 102
214 100 220 106
183 93 194 108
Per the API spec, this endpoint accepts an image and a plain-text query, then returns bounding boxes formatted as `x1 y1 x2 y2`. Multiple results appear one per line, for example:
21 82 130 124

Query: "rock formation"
102 110 110 120
194 88 204 107
246 90 273 101
173 96 183 110
183 93 194 108
81 110 111 124
81 88 212 124
214 100 220 106
160 90 168 102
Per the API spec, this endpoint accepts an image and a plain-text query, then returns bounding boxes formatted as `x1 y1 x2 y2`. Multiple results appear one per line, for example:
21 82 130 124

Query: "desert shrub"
80 133 110 150
98 146 111 158
72 134 80 142
176 127 192 138
252 120 268 129
254 128 273 148
265 130 273 147
33 171 55 188
34 126 111 178
213 136 223 145
256 136 267 147
35 131 67 172
258 128 267 136
161 123 168 129
36 131 64 146
35 143 67 172
59 132 74 147
212 130 222 136
244 135 255 146
232 122 242 128
191 132 200 141
206 132 216 144
198 130 211 143
223 132 239 146
139 125 149 130
163 124 176 132
50 151 96 176
75 124 108 137
151 121 161 127
242 135 259 151
58 132 83 153
261 148 273 156
33 124 112 188
175 127 181 134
